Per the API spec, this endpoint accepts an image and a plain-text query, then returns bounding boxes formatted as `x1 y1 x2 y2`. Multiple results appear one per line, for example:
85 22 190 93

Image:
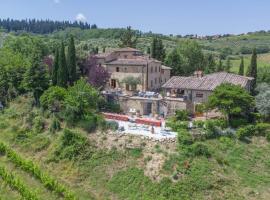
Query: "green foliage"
121 76 141 89
257 66 270 84
193 120 205 128
23 51 49 106
266 132 270 142
175 110 189 121
230 118 248 128
246 49 257 95
0 142 76 199
78 114 98 133
105 121 119 131
54 129 94 161
165 48 184 76
177 129 193 146
151 37 166 62
190 143 211 157
49 115 61 134
52 48 59 86
33 116 45 133
67 36 77 85
255 123 270 136
165 40 205 76
40 86 67 113
63 78 99 124
57 41 68 87
239 56 244 75
0 166 38 200
236 125 256 139
256 83 270 121
166 118 188 131
127 148 143 158
208 83 255 125
119 26 137 48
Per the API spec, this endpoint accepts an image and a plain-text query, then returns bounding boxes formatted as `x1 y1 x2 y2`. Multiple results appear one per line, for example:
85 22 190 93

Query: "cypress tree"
247 49 257 95
57 42 68 87
52 48 59 85
216 58 223 72
151 37 157 59
157 38 166 62
238 56 244 75
67 36 77 85
147 47 151 55
151 37 165 61
225 57 231 72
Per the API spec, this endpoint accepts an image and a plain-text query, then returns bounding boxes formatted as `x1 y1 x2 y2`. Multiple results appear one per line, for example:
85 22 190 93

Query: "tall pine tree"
238 56 244 75
57 42 68 87
246 49 257 95
67 36 77 85
52 48 59 85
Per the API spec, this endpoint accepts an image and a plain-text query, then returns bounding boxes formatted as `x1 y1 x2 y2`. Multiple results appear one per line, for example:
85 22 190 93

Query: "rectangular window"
155 78 157 84
161 69 164 74
126 84 130 91
196 93 203 98
116 67 119 72
111 79 116 88
155 66 157 72
151 66 153 73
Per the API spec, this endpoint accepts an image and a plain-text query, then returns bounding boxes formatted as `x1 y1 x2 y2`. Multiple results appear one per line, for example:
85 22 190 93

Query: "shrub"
190 143 211 157
40 86 67 112
49 116 61 134
230 118 248 128
236 125 256 139
193 120 205 128
127 148 143 158
106 121 119 131
78 114 98 133
167 120 189 131
177 129 193 146
54 129 94 160
33 116 45 133
195 104 205 114
266 132 270 142
175 110 189 121
255 123 270 136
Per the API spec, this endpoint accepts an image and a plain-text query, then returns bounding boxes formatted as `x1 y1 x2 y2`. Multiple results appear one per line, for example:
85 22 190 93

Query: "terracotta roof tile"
162 72 253 91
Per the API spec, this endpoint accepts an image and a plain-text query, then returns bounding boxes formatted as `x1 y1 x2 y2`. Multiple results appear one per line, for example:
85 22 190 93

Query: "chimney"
194 70 203 78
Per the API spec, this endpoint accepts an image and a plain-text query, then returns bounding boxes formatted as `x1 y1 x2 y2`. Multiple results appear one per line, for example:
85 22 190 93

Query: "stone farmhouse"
95 47 171 92
95 48 254 118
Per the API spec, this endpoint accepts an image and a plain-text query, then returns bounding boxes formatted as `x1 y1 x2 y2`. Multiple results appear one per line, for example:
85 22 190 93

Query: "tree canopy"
207 83 255 125
119 26 138 48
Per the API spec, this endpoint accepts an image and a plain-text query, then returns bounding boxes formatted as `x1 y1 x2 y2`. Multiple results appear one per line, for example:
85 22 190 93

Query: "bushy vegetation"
53 129 95 161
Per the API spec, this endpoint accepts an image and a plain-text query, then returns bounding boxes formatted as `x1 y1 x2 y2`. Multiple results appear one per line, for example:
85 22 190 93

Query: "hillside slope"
1 97 270 200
